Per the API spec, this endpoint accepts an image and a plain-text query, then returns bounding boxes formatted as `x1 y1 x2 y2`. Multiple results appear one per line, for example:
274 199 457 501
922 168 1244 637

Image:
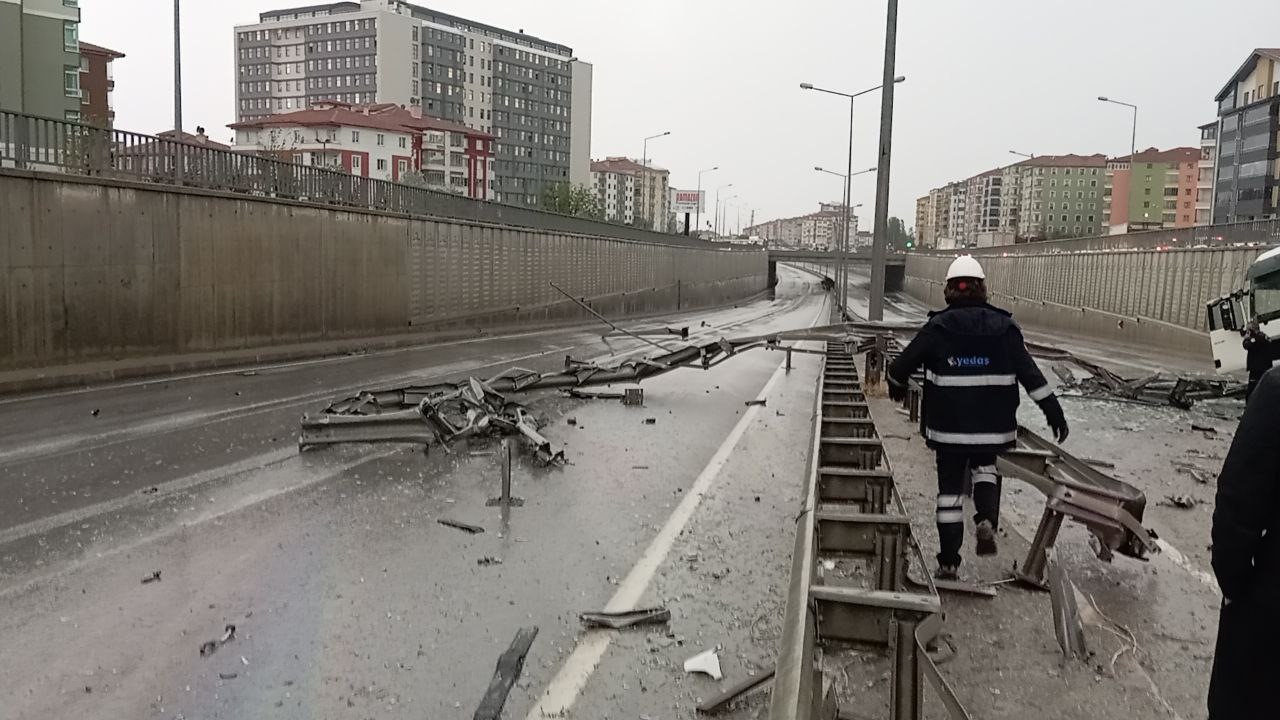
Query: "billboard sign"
670 189 704 214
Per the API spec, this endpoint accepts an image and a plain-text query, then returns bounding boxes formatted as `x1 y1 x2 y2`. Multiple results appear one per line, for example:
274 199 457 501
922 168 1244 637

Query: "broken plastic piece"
684 648 723 680
199 624 236 658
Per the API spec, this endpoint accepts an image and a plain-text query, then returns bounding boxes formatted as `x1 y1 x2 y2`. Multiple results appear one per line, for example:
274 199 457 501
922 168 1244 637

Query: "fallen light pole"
296 322 899 459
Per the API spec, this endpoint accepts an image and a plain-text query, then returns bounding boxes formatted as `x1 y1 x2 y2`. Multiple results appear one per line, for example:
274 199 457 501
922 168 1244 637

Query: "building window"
376 133 385 146
352 131 360 142
64 109 81 122
398 136 407 149
64 21 78 51
1144 188 1151 195
63 66 80 97
377 158 387 171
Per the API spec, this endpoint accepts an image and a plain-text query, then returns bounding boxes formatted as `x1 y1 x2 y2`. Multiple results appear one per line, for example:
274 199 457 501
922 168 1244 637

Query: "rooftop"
1215 48 1280 102
1112 147 1200 164
78 41 125 59
228 101 492 139
591 157 668 175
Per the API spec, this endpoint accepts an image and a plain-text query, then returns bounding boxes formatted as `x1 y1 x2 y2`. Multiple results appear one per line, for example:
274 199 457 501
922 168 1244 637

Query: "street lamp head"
814 166 825 172
661 131 671 136
1097 96 1109 102
893 75 906 83
865 166 877 173
800 82 814 90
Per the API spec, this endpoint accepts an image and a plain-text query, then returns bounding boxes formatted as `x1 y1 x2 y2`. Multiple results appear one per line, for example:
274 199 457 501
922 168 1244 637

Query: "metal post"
173 0 183 133
868 0 899 321
842 95 854 317
891 616 923 720
500 440 512 505
17 0 26 114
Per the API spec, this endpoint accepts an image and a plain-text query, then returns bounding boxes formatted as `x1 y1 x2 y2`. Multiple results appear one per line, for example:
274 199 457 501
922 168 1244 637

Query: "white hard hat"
946 255 985 280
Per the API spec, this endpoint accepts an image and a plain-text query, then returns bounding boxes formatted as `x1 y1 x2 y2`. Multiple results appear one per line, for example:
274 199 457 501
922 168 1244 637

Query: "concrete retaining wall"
905 246 1262 334
904 276 1210 360
0 170 767 372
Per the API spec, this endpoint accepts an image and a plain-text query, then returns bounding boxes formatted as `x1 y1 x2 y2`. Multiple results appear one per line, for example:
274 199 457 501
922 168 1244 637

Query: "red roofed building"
229 101 495 199
1104 147 1201 231
78 42 125 128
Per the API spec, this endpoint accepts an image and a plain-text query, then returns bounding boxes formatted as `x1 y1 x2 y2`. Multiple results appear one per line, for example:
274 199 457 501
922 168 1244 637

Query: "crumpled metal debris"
1038 345 1245 409
300 374 565 465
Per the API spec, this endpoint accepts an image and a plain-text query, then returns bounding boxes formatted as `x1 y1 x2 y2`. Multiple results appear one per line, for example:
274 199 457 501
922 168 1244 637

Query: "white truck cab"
1207 246 1280 373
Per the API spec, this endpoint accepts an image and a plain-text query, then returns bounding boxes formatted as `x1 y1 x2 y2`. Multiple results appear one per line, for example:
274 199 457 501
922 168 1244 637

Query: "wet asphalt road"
0 266 830 720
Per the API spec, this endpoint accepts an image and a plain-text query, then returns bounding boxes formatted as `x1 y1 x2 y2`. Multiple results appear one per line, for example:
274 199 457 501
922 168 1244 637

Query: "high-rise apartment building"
234 0 592 207
589 158 637 224
1103 147 1199 232
1014 154 1107 240
1212 48 1280 224
0 0 83 121
914 196 930 247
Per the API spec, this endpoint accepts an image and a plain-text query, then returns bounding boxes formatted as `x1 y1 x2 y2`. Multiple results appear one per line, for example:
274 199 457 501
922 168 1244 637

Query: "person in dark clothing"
1207 367 1280 720
1241 321 1274 400
888 255 1069 580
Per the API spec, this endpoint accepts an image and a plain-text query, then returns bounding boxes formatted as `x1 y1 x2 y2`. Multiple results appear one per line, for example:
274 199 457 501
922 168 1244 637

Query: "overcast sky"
85 0 1280 228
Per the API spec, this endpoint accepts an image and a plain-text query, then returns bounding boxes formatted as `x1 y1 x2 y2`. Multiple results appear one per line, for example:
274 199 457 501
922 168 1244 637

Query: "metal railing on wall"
0 108 736 251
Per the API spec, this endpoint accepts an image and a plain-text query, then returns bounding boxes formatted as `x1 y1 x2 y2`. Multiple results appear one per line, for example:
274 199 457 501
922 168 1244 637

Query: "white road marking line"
525 290 829 720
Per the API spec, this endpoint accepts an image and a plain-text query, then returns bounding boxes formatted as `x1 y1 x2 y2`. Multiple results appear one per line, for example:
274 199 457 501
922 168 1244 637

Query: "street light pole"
800 74 904 320
714 183 733 236
697 166 719 237
1098 96 1138 229
174 0 183 132
638 131 670 231
841 95 854 312
868 0 900 322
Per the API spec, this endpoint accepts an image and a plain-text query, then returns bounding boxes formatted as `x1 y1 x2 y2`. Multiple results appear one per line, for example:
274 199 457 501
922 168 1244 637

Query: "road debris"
141 570 162 584
473 626 538 720
218 672 238 680
1173 461 1214 485
140 487 158 495
1162 495 1199 509
684 648 723 680
579 607 671 629
90 408 100 417
476 556 503 566
745 398 767 407
643 417 657 425
198 624 236 658
566 417 577 426
623 388 644 406
696 667 776 714
1030 341 1245 408
565 388 624 400
1190 423 1218 434
437 519 484 534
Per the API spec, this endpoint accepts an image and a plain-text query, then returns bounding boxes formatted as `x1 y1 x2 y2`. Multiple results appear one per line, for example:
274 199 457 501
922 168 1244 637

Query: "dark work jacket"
1208 368 1280 719
1242 330 1277 379
886 302 1062 454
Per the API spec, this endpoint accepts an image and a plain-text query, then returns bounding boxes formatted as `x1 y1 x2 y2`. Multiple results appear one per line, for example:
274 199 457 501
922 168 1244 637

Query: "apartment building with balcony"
229 100 494 198
1212 48 1280 224
0 0 83 120
78 41 123 127
1103 147 1199 232
1197 122 1217 225
588 157 668 231
589 159 636 224
1013 154 1107 240
914 196 930 247
234 0 592 207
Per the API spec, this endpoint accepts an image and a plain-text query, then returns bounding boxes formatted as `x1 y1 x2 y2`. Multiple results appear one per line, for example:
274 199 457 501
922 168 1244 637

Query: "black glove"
1042 397 1069 443
888 379 907 402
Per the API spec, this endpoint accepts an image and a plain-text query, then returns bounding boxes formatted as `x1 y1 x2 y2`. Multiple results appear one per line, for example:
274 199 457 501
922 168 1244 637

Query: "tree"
885 216 912 250
541 182 603 219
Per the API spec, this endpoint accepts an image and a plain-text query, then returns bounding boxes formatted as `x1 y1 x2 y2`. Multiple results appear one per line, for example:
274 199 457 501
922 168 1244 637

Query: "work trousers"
934 451 1001 567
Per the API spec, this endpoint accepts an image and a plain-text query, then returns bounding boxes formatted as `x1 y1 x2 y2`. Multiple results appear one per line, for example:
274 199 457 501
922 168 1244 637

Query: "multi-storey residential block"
588 157 669 232
229 101 494 198
1212 48 1280 224
1103 147 1199 232
589 159 636 225
1013 154 1107 240
1197 122 1217 225
234 0 592 206
0 0 83 120
77 41 123 127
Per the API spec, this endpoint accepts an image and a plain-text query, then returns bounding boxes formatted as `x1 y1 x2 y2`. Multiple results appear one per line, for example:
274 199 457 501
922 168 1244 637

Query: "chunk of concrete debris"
684 648 723 680
1162 495 1199 509
745 399 767 407
141 570 162 584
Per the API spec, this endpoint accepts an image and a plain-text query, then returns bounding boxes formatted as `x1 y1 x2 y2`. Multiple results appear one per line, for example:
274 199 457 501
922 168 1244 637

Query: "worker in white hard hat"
887 254 1069 580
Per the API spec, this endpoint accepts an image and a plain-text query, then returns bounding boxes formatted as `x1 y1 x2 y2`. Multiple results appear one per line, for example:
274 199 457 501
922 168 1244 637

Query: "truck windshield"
1254 270 1280 323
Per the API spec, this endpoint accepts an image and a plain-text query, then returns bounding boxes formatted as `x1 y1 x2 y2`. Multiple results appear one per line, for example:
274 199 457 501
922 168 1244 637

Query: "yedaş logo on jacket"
947 356 990 368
